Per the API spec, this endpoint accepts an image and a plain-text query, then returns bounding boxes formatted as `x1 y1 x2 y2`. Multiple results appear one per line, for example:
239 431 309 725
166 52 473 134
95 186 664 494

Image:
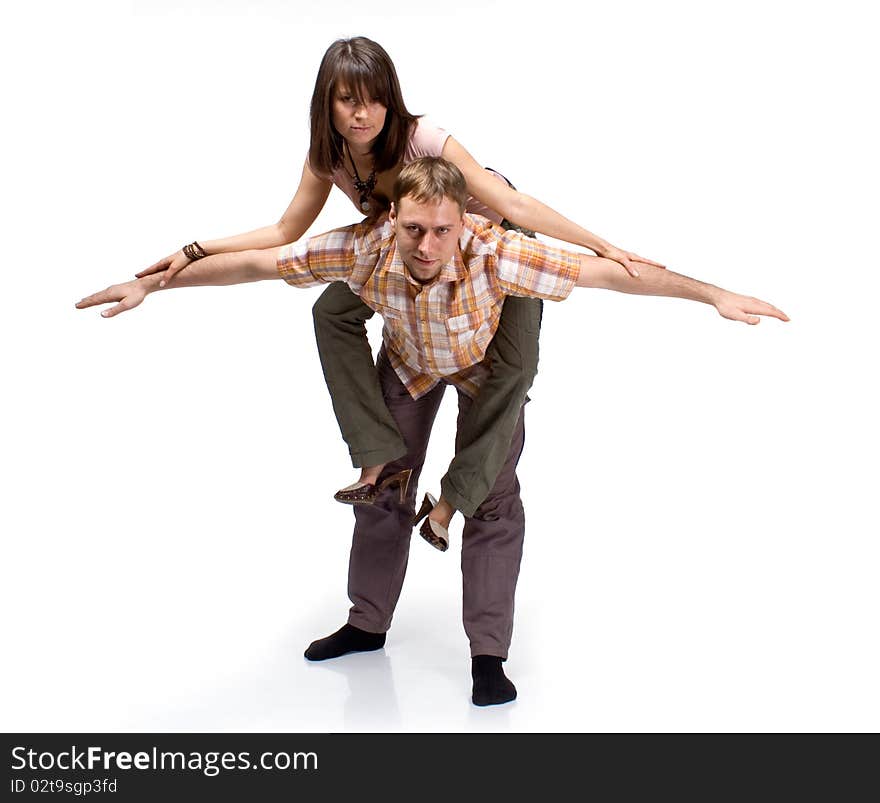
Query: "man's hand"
714 291 790 324
76 278 152 318
596 244 666 278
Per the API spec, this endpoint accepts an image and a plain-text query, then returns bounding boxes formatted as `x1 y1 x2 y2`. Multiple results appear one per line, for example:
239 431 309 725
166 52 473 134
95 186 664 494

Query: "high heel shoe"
412 492 450 552
334 468 412 506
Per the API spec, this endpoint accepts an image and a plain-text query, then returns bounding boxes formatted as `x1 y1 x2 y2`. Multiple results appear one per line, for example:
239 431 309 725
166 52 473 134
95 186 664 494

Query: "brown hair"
309 37 419 176
392 157 469 213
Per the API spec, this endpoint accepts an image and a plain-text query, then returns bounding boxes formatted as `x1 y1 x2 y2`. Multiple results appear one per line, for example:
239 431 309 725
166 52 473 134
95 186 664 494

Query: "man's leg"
312 282 407 469
305 348 445 660
457 391 527 704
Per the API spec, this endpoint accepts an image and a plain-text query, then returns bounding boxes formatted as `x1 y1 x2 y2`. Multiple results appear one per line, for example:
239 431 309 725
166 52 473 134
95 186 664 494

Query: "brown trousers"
346 348 526 659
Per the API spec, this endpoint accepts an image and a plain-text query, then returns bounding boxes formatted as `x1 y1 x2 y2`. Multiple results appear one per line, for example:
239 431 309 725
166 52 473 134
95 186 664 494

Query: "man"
77 157 788 706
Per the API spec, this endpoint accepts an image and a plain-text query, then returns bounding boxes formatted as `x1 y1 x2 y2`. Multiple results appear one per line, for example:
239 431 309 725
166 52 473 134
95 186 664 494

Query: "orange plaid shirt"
277 215 580 399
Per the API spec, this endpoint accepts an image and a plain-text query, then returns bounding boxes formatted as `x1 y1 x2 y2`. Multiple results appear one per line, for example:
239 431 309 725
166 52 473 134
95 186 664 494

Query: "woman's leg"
433 178 541 520
439 292 542 518
312 282 407 470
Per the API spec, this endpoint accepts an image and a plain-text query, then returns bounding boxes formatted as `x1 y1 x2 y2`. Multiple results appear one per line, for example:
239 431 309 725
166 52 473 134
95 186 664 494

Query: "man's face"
390 196 465 283
331 84 387 149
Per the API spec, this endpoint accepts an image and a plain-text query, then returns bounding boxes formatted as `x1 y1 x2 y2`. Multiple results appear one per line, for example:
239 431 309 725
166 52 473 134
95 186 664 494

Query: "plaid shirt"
277 215 580 399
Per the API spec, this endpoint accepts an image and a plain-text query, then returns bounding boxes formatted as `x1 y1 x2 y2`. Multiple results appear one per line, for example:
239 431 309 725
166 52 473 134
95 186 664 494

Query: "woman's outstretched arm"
441 136 661 277
136 160 332 284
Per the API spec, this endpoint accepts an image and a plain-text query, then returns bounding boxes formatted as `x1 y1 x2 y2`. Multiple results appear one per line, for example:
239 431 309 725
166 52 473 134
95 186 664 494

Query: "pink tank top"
318 118 505 223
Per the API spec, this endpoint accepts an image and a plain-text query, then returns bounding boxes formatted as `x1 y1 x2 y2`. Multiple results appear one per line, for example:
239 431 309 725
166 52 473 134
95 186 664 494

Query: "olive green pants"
312 281 542 517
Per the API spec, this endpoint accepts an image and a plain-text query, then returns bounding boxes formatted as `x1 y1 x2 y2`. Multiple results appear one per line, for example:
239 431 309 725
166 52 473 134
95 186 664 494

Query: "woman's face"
331 85 387 150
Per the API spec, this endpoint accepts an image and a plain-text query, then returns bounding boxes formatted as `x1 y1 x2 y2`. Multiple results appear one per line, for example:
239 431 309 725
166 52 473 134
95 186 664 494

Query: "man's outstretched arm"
76 247 283 318
575 255 789 324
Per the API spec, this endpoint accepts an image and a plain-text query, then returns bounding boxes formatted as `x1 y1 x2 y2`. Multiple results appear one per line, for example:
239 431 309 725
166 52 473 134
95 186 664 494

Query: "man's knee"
461 510 525 559
470 486 524 524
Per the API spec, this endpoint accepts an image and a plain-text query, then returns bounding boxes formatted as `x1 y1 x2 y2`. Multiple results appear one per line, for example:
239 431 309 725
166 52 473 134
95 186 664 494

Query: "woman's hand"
76 278 152 318
596 244 666 278
135 250 191 284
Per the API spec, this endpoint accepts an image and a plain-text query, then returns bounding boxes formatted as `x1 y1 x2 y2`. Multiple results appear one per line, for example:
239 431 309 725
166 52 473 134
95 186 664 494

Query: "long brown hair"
309 37 419 177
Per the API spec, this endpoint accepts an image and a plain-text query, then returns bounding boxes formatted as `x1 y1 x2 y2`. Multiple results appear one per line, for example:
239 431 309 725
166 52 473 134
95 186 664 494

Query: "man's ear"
389 202 397 224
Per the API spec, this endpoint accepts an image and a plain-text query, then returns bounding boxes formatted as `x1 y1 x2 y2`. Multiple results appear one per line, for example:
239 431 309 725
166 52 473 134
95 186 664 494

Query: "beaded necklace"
344 142 377 213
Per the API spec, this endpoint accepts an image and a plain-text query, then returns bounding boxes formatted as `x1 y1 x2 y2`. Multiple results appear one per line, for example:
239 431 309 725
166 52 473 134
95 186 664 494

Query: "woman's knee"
488 310 541 391
490 341 538 393
312 282 373 330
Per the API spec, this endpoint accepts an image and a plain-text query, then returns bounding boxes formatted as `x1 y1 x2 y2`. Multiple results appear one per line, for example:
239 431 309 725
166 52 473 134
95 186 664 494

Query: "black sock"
471 655 517 706
304 623 386 661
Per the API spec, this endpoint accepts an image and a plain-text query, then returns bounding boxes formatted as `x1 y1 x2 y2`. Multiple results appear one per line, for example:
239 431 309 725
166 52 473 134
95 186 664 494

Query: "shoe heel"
379 469 412 504
412 492 436 526
412 492 448 551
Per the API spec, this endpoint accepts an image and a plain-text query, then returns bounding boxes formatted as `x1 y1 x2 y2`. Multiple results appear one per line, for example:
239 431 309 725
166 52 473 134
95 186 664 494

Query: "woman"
138 37 662 549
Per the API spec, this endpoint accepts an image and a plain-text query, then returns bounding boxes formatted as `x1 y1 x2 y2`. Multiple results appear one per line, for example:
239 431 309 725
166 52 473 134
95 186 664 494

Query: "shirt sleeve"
407 118 451 159
276 225 362 288
493 229 581 301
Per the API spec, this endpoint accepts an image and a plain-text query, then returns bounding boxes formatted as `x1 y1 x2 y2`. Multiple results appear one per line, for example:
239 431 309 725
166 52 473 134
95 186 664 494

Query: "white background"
2 0 877 732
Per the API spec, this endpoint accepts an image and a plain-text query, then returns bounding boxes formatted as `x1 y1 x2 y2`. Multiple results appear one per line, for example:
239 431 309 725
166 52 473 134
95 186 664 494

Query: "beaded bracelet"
182 241 208 261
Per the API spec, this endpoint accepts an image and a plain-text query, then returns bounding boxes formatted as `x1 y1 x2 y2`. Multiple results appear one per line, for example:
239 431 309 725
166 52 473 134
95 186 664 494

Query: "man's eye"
437 228 449 234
